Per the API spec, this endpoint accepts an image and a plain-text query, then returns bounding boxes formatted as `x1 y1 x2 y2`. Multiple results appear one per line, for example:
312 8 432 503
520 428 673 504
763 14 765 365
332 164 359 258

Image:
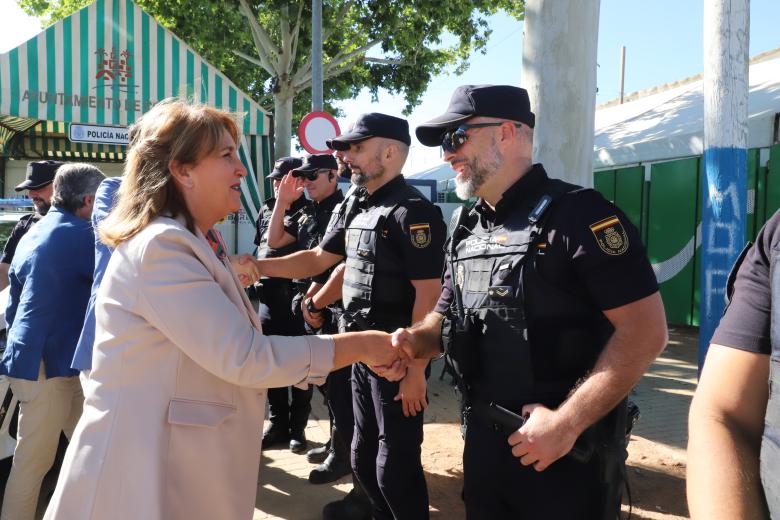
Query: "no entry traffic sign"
298 111 341 154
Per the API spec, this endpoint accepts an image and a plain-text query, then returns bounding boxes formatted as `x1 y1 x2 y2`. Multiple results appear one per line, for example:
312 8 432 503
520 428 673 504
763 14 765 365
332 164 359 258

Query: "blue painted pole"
700 0 750 370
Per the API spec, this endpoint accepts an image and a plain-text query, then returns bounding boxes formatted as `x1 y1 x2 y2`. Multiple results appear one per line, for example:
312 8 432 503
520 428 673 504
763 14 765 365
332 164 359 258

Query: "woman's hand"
229 254 261 287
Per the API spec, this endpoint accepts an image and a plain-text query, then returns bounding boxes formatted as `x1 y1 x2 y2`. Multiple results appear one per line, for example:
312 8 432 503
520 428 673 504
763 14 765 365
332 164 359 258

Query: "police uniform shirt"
292 188 344 285
319 175 446 282
435 164 658 315
711 210 780 355
253 196 310 252
1 213 39 265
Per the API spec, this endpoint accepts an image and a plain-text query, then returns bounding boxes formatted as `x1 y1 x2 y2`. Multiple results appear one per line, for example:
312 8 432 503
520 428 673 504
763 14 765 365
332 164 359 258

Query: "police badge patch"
589 215 629 255
409 223 432 248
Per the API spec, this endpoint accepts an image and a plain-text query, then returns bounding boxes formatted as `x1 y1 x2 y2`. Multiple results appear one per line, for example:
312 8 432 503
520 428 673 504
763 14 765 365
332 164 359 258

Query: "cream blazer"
44 217 335 520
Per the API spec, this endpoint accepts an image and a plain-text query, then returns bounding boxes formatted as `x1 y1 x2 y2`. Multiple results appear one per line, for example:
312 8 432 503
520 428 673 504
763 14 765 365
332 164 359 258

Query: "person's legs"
263 387 291 449
2 368 79 520
373 375 429 520
289 384 313 453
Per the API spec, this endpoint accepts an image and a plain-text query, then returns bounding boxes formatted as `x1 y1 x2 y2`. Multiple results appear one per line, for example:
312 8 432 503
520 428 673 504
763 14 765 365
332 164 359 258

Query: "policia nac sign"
589 215 629 255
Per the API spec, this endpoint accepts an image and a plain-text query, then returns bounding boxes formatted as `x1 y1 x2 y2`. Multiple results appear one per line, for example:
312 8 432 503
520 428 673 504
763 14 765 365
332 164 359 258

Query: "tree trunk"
521 0 600 187
273 89 294 158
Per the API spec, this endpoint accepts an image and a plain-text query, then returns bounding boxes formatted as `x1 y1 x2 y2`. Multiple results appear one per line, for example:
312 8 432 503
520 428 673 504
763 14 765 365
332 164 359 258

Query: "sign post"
298 111 340 154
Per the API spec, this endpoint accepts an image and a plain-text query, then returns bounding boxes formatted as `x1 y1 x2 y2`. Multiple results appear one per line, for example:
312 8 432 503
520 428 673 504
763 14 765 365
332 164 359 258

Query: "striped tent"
0 0 271 231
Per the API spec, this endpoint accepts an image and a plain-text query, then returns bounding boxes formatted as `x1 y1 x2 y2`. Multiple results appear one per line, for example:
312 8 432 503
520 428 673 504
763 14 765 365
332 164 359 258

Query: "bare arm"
257 246 342 280
0 263 9 292
396 278 442 416
510 291 668 470
310 263 345 309
392 310 445 359
687 344 769 520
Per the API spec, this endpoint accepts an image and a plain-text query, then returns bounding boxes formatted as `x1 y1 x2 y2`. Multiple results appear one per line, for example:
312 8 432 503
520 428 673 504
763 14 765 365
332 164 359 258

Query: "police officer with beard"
255 113 446 520
391 85 668 519
256 156 314 454
687 208 780 519
0 160 63 291
266 153 352 483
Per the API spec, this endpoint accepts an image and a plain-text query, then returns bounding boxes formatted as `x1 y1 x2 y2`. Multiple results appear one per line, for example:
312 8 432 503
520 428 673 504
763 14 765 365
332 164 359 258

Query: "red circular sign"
298 111 341 154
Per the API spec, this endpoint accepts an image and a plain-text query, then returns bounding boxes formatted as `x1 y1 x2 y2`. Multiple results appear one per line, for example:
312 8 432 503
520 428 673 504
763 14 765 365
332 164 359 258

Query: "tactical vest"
447 179 613 410
256 198 308 260
295 190 345 253
762 242 780 516
341 182 428 332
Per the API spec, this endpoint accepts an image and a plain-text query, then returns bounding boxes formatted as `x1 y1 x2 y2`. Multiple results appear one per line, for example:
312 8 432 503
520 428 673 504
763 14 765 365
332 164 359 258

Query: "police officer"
391 85 668 519
256 156 314 453
256 113 446 520
267 153 352 483
0 160 63 291
687 208 780 519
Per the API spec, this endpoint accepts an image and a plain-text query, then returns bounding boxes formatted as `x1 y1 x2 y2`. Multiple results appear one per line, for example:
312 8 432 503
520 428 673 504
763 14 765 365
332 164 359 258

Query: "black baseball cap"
268 156 303 179
415 85 536 147
15 160 64 191
326 113 411 151
293 154 338 173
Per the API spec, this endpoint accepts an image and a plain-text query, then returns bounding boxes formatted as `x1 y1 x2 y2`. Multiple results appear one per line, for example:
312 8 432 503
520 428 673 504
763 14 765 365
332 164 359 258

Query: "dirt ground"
258 332 696 519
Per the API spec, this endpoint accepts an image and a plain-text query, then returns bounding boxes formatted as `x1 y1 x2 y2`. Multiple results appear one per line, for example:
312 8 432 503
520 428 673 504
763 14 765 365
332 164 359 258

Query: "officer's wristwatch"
306 297 323 315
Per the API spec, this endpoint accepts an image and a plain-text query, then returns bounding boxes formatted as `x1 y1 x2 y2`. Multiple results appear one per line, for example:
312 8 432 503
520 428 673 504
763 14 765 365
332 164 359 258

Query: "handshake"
345 326 432 381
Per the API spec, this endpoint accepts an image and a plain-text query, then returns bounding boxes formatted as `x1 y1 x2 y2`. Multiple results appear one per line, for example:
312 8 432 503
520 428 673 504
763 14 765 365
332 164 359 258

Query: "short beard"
351 152 385 187
35 200 51 216
338 162 352 179
454 139 502 200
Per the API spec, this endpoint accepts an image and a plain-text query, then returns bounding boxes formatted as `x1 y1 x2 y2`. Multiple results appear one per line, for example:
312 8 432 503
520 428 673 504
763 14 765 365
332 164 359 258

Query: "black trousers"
351 363 429 520
320 365 354 454
260 279 311 431
463 417 603 519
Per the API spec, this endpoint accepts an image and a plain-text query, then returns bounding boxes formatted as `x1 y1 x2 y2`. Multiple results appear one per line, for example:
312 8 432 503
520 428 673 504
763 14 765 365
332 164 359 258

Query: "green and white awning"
0 0 270 133
0 0 271 220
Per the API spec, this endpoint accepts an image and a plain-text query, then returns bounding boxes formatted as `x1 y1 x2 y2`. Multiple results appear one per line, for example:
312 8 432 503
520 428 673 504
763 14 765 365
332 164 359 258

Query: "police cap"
415 85 536 147
326 113 411 151
268 156 303 179
293 154 338 173
16 160 64 192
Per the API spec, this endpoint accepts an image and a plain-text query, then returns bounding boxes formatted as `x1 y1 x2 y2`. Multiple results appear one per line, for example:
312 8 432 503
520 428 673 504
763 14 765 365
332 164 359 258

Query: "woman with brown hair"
43 99 402 520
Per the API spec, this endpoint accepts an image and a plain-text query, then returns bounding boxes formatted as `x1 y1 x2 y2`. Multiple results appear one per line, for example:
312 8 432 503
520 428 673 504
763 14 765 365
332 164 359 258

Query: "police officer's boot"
289 385 313 454
309 428 350 484
322 483 372 520
306 438 331 464
262 421 290 450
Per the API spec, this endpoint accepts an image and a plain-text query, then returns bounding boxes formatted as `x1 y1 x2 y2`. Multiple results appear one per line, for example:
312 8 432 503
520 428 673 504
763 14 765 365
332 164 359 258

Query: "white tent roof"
594 50 780 169
406 162 456 181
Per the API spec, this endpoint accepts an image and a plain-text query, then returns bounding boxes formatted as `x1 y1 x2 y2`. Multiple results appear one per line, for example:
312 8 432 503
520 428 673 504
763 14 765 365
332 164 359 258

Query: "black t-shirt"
319 175 446 281
711 209 780 355
1 213 39 265
435 164 658 314
253 196 310 249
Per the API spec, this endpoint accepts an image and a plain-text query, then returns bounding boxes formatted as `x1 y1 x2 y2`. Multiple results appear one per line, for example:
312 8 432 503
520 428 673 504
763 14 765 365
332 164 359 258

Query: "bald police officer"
256 113 445 520
392 85 668 519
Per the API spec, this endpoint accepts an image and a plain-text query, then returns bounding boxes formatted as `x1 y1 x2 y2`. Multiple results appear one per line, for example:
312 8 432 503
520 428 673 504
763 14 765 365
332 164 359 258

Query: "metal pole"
311 0 323 111
700 0 750 370
619 46 626 104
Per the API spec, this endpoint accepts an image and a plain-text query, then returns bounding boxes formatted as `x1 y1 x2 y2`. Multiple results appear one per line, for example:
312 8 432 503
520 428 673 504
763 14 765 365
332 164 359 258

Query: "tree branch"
288 1 305 75
237 0 281 74
292 39 380 91
278 4 293 76
364 57 406 66
233 49 276 76
322 0 353 43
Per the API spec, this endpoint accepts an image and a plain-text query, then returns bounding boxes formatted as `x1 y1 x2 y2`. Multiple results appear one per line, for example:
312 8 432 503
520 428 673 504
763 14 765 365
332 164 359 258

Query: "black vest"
448 178 612 410
762 242 780 516
341 180 431 332
256 197 310 260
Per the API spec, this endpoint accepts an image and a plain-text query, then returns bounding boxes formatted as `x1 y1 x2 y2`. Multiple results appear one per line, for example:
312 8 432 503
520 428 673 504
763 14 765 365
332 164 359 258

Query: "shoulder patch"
409 223 432 249
589 215 629 255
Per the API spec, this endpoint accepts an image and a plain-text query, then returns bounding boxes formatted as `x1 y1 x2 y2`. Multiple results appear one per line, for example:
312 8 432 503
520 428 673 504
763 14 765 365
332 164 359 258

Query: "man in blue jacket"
0 162 105 520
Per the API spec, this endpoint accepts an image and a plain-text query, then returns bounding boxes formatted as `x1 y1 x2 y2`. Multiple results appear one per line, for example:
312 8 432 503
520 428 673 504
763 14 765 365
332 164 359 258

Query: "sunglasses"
293 169 332 181
441 122 523 153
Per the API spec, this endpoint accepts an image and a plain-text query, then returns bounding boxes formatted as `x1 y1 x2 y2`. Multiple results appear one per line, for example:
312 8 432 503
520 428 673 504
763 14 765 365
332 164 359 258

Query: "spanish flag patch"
589 215 629 255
